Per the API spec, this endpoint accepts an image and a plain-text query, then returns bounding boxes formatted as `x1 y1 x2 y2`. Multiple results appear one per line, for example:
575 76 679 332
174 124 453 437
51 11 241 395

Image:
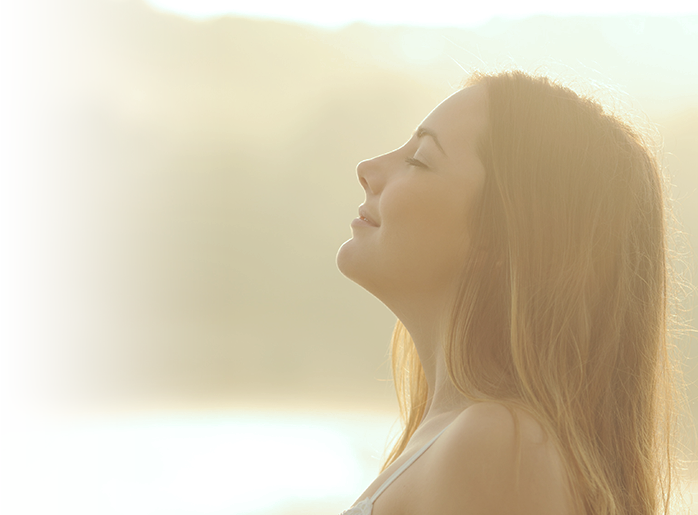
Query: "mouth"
358 205 379 227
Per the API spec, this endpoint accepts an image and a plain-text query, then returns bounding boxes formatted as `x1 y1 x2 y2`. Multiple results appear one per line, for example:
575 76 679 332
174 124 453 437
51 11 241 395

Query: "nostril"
356 158 378 194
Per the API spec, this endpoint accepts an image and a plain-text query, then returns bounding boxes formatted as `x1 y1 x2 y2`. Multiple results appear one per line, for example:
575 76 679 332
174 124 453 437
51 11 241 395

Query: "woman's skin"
337 85 576 514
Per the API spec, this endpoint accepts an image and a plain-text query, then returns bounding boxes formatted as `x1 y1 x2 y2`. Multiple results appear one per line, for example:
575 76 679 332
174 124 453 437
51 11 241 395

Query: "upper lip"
358 205 379 226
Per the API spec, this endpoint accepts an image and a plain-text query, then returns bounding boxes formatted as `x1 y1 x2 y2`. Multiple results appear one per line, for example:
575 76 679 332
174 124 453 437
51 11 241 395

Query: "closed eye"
405 156 429 169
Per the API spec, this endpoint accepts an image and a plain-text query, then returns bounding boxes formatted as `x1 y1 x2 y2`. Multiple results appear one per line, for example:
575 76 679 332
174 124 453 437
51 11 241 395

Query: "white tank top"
340 425 450 515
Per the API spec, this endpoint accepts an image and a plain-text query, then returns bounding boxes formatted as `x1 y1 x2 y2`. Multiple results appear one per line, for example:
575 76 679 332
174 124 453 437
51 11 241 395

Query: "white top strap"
369 425 450 503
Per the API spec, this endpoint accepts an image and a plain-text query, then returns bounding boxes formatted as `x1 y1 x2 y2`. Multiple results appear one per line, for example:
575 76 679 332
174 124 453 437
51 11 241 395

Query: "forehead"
420 85 489 158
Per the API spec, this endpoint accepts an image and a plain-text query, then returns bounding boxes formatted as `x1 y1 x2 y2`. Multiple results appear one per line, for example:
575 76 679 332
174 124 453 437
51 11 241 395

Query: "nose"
356 155 384 195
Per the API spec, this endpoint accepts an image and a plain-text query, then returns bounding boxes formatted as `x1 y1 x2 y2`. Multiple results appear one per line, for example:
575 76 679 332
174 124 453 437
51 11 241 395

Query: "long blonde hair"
383 71 684 515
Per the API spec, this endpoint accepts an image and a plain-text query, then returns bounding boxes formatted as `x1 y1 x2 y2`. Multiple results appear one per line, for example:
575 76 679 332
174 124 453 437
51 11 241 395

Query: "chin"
336 237 358 280
337 239 390 305
336 237 373 286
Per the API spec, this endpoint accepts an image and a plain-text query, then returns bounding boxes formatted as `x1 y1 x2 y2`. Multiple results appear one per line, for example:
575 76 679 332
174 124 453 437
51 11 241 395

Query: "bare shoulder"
419 402 576 515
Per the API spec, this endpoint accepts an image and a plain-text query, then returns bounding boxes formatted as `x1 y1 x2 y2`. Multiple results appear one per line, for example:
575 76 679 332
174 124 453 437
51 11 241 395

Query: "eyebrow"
414 126 447 157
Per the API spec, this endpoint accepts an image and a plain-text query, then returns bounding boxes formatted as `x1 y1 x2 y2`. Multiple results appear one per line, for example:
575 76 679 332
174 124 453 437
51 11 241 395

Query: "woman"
336 70 682 515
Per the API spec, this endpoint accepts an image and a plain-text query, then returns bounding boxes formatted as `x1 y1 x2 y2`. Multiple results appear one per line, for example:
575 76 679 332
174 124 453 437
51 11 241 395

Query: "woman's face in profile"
337 85 489 306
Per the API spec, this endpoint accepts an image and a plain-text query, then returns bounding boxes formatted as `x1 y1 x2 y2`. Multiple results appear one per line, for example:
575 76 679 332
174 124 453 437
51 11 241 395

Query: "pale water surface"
2 410 397 515
2 410 696 514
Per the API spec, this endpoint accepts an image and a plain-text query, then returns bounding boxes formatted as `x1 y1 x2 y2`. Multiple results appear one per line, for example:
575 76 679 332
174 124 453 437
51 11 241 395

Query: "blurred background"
1 0 697 513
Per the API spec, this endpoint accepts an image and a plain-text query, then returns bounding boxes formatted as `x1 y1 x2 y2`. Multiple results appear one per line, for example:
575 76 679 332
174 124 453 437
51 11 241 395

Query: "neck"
392 298 473 428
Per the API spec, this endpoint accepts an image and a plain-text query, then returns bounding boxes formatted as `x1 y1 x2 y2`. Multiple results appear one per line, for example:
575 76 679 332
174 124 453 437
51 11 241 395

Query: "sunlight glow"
2 412 393 515
145 0 698 27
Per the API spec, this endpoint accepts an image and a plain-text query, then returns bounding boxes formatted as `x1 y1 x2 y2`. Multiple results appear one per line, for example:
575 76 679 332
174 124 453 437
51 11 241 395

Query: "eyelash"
405 156 428 169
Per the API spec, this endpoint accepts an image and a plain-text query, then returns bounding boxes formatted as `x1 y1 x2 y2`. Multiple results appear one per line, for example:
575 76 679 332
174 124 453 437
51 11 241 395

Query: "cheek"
382 183 473 266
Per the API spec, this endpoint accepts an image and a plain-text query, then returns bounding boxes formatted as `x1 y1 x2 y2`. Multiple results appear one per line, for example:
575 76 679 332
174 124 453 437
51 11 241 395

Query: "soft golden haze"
2 1 696 512
2 0 696 440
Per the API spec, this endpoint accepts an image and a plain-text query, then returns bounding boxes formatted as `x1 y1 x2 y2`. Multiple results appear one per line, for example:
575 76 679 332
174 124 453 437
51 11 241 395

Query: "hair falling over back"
383 71 683 514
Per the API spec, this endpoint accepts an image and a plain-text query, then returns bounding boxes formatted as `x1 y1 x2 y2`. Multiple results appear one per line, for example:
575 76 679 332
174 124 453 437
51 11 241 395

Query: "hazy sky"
3 0 696 446
145 0 698 27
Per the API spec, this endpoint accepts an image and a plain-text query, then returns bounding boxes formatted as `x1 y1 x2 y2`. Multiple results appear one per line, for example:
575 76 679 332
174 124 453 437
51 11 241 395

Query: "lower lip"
351 217 377 228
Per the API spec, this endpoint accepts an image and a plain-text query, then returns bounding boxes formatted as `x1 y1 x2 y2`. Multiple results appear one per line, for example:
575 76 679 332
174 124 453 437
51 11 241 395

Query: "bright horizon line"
144 0 698 28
